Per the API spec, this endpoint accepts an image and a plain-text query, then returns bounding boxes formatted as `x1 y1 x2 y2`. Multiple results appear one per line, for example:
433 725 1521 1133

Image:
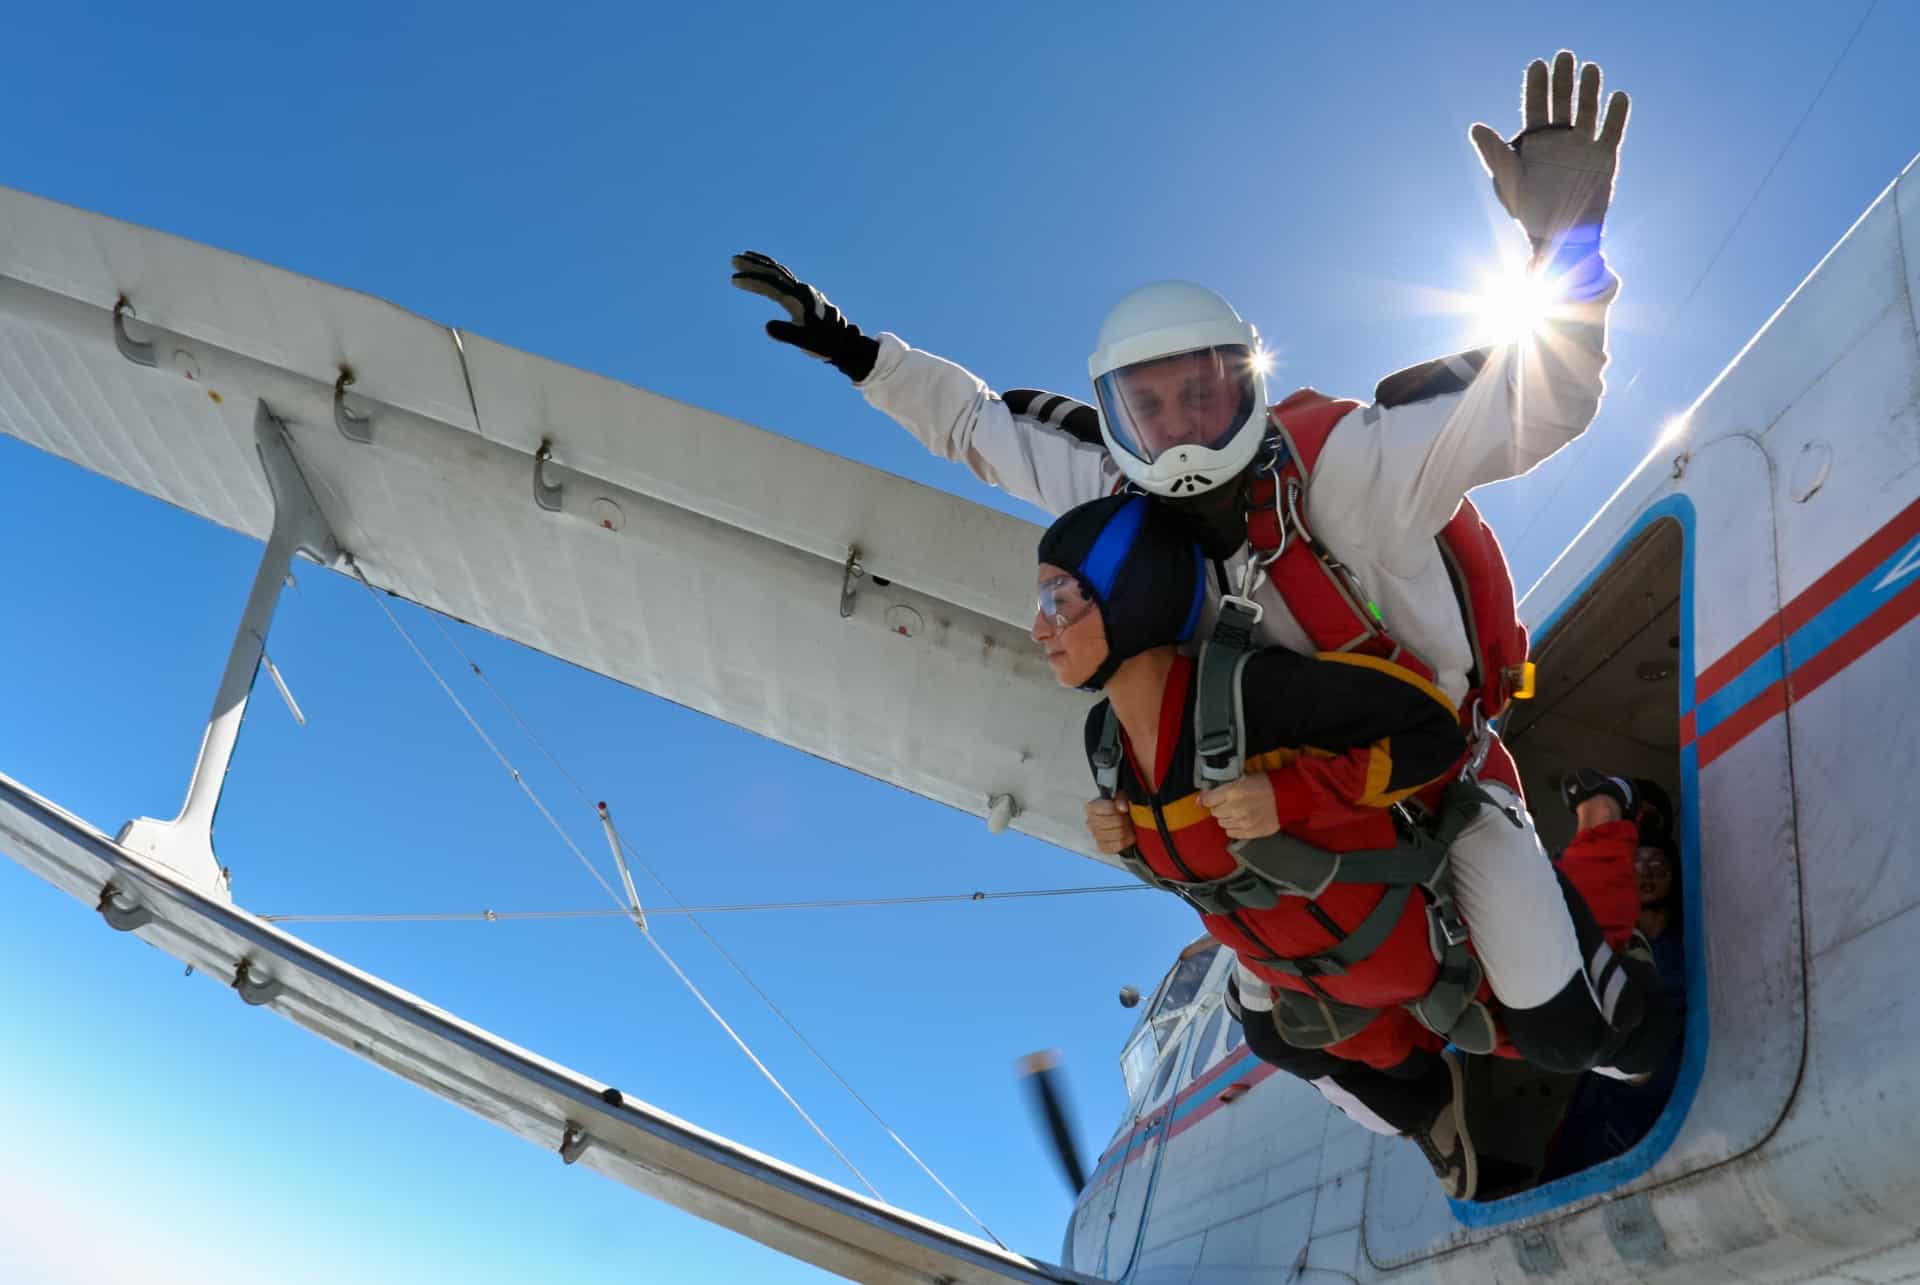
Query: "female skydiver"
1035 492 1487 1195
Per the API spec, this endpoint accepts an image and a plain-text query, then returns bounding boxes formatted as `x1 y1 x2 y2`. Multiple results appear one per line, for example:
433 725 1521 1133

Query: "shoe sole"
1442 1049 1480 1201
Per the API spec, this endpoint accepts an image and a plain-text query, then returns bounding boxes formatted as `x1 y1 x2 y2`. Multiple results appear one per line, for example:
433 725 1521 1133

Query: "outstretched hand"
729 251 880 382
1470 51 1629 256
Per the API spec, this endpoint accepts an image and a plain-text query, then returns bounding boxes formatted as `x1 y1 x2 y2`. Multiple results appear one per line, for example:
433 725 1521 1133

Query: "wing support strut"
116 402 341 901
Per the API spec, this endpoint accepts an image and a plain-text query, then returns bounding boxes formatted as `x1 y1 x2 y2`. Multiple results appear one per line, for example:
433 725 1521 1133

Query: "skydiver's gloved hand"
1469 51 1629 282
1084 795 1136 855
730 252 880 382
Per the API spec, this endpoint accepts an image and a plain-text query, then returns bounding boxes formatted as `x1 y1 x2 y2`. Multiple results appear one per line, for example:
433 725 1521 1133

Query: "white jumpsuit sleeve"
1309 271 1620 573
857 332 1123 519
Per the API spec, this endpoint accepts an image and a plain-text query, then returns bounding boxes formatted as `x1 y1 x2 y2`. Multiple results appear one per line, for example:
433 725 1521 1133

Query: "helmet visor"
1094 345 1259 465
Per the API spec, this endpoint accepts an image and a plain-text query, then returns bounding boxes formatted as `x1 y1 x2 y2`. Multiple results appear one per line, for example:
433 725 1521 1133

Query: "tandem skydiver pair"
734 50 1676 1200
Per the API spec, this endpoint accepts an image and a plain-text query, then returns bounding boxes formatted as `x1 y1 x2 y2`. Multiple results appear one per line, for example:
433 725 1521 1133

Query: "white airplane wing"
0 184 1098 859
0 770 1094 1284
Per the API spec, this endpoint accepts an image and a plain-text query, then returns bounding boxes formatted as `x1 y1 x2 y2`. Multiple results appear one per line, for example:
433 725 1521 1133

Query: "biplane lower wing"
0 184 1101 861
0 769 1097 1285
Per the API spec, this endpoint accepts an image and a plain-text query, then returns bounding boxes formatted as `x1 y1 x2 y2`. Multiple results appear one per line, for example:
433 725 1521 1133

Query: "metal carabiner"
1460 700 1494 782
1238 451 1291 601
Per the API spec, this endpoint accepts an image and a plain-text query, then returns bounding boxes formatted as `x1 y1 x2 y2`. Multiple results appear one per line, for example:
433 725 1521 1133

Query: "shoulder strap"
1251 391 1441 684
1090 704 1124 796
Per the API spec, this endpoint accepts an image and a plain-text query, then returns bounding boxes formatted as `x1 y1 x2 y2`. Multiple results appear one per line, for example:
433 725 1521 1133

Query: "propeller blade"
1018 1050 1088 1194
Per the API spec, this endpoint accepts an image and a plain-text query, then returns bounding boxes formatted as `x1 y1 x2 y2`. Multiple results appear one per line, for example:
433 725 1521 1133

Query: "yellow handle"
1505 662 1538 701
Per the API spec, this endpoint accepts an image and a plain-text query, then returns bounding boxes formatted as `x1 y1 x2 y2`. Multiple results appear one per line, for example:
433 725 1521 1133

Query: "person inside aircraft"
1541 777 1687 1178
1038 491 1489 1196
1633 835 1685 997
734 52 1676 1090
1553 770 1647 949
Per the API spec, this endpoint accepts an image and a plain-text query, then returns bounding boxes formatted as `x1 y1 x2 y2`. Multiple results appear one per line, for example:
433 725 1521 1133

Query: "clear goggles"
1036 574 1096 630
1093 344 1260 464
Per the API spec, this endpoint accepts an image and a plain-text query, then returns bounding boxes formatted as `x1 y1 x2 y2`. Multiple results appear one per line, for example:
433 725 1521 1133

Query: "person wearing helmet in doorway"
734 53 1670 1083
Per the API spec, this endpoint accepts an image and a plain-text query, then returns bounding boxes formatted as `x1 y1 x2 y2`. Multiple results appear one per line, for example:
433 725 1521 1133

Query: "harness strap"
1193 639 1254 787
1251 883 1417 979
1091 709 1189 895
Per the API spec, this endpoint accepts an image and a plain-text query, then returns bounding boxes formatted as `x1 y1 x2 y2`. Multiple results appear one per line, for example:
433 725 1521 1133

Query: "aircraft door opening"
1365 435 1807 1262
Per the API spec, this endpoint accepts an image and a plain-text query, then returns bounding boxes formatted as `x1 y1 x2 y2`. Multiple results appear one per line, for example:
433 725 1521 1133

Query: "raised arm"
1310 52 1630 565
730 251 1120 517
859 334 1120 516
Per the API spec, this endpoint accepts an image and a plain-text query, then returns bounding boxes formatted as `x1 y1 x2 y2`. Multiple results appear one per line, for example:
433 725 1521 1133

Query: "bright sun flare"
1474 269 1559 342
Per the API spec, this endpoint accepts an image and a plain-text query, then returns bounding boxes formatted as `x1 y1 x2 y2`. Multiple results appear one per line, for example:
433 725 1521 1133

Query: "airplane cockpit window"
1119 1028 1158 1102
1146 1045 1181 1107
1118 937 1223 1102
1147 939 1220 1047
1187 1007 1229 1084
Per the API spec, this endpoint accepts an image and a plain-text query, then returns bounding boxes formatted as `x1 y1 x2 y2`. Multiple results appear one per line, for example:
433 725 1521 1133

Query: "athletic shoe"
1407 1048 1478 1199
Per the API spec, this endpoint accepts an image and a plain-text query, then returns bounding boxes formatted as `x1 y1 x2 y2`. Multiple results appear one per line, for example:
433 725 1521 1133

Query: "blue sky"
1 3 1915 1281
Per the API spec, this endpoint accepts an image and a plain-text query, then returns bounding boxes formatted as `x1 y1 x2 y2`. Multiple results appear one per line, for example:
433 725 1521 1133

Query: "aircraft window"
1147 1045 1181 1106
1188 1008 1228 1082
1147 944 1221 1046
1225 1016 1246 1053
1119 1029 1158 1102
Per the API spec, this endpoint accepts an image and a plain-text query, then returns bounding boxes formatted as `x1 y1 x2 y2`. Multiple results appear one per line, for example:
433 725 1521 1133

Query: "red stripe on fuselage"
1699 494 1920 701
1786 571 1920 705
1695 679 1787 769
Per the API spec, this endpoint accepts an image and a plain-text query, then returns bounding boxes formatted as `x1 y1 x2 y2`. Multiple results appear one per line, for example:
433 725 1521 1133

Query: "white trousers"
1445 780 1583 1009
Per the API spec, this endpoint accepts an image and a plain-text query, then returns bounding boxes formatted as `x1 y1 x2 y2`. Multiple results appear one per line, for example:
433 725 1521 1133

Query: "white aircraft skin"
0 152 1915 1284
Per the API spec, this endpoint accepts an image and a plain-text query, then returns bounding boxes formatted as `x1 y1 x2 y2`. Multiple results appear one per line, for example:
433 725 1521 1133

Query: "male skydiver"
734 52 1675 1083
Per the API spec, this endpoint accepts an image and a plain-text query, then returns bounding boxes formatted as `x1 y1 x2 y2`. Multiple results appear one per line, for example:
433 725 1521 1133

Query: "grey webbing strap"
1091 707 1181 896
1411 943 1493 1054
1194 642 1252 786
1230 830 1449 901
1255 884 1418 978
1270 990 1384 1050
1091 707 1124 797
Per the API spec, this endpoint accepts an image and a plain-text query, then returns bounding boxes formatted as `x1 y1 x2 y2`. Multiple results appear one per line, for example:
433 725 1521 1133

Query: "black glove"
1470 52 1629 261
729 251 880 382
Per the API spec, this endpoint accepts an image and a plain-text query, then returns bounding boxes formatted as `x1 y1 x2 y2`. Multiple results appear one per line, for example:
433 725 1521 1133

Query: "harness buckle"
1428 893 1470 951
1217 594 1265 628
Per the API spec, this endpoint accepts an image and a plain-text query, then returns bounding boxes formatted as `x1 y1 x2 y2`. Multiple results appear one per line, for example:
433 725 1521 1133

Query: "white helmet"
1088 282 1268 498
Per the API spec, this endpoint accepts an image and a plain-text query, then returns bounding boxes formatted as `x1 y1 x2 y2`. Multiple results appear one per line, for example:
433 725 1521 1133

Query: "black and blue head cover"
1038 494 1207 691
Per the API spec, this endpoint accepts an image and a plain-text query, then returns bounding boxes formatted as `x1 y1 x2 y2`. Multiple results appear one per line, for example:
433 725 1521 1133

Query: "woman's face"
1636 846 1673 905
1032 562 1110 688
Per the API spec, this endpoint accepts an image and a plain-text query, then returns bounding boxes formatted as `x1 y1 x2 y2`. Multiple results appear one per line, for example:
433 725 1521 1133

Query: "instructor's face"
1032 563 1109 687
1111 350 1245 458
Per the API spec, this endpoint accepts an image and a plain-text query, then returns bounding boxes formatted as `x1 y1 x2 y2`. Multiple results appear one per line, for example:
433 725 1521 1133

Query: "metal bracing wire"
345 557 886 1205
406 596 1012 1247
264 883 1146 924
